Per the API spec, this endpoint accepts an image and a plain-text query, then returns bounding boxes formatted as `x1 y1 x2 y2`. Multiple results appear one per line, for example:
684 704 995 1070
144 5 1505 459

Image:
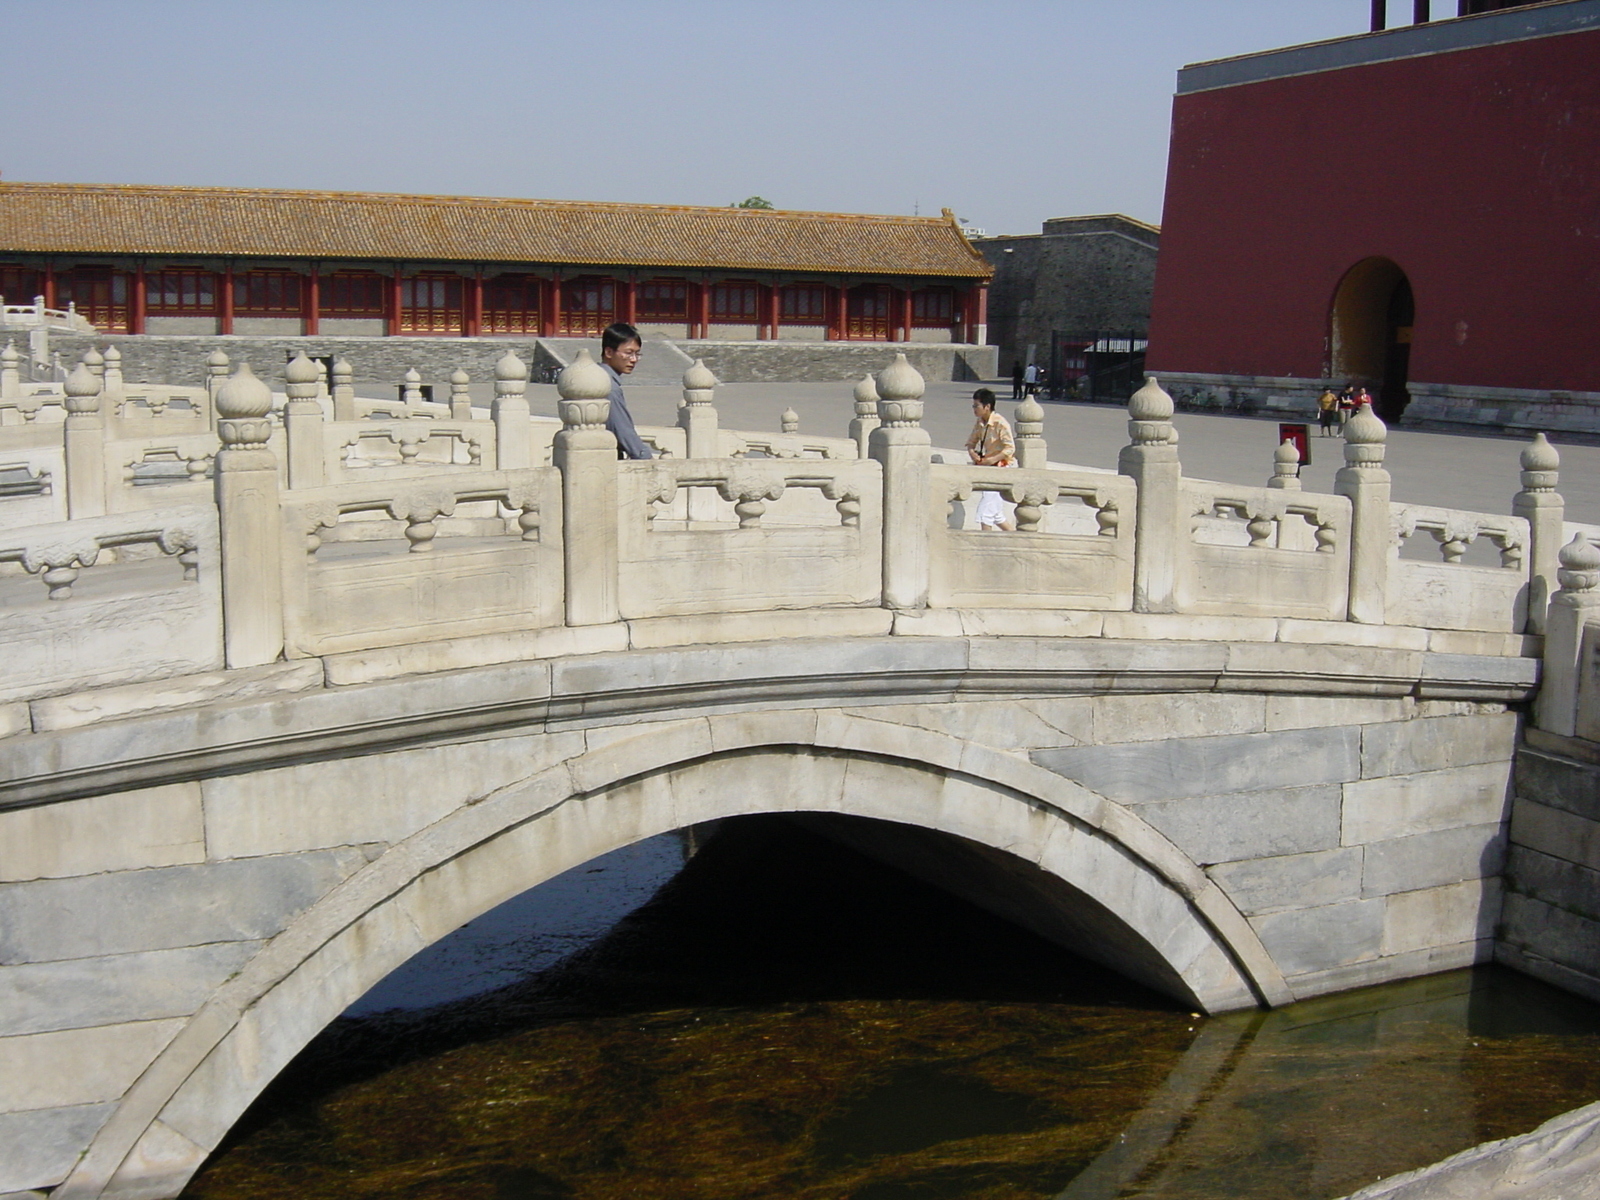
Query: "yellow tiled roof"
0 182 992 279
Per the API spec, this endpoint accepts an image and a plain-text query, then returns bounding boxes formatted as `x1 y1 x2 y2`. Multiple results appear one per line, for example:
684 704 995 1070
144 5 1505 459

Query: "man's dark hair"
973 387 996 409
602 322 642 353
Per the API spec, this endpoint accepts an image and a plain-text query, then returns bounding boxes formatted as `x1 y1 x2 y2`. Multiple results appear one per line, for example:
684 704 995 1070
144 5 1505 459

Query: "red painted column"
130 265 146 335
388 271 403 336
620 278 637 326
899 287 913 343
43 261 57 310
829 284 847 341
467 270 483 337
692 281 710 340
972 284 988 344
305 267 320 336
769 284 782 341
219 266 234 335
542 277 559 337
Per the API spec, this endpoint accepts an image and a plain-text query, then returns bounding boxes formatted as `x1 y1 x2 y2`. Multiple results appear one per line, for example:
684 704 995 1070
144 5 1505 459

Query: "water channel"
185 816 1600 1200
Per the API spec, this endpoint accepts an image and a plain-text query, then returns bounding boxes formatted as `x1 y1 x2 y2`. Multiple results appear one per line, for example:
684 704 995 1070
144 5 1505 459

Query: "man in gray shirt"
600 322 652 460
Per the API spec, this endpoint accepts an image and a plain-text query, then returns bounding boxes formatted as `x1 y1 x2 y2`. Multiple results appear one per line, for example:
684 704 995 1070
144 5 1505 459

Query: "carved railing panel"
1180 481 1350 620
326 418 497 481
929 464 1134 610
279 468 562 658
1388 504 1530 632
616 457 882 619
0 504 221 702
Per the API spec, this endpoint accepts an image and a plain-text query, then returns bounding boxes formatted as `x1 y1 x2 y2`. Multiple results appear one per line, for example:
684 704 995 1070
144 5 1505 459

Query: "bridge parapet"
1 343 1595 740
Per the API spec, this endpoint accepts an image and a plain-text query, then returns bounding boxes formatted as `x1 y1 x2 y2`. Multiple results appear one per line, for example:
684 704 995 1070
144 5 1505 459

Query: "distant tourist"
965 388 1016 532
1338 385 1357 424
1011 360 1024 401
1317 387 1339 435
1353 384 1373 410
1023 362 1039 397
600 322 652 459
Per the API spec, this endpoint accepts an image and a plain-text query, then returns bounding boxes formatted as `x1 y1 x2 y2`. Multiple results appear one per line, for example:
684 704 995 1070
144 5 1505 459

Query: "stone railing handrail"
0 298 96 334
1 351 1591 744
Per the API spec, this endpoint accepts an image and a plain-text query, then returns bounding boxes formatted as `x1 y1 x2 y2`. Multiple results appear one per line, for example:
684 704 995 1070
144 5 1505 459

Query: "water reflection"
186 817 1600 1200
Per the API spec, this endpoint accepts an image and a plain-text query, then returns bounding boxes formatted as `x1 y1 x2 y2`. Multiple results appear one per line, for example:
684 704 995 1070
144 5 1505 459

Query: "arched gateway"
54 714 1286 1200
1329 256 1415 421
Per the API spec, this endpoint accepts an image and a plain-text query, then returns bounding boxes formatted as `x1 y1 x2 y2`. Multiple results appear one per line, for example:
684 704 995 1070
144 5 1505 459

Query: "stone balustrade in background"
1 342 1596 745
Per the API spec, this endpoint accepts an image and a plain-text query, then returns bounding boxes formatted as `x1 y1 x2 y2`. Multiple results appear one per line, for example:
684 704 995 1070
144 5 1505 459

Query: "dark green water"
185 817 1600 1200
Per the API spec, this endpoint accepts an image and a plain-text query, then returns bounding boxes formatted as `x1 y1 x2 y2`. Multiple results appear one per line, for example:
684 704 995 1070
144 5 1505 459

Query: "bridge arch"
58 712 1290 1200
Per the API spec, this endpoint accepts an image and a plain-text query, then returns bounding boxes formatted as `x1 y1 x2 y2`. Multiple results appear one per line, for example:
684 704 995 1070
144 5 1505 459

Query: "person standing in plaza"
1023 361 1039 397
965 388 1016 532
1317 387 1339 435
600 322 652 459
1011 360 1025 401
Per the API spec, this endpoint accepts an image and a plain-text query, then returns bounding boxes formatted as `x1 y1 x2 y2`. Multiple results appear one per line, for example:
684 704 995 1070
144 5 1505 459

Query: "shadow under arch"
58 714 1291 1200
1329 256 1415 422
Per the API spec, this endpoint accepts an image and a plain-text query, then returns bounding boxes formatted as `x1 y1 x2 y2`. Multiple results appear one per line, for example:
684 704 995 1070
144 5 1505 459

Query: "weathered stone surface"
1208 846 1363 916
1505 844 1600 922
1360 712 1518 778
1361 823 1507 898
0 941 262 1037
30 661 323 732
1136 785 1342 865
0 1018 184 1110
1515 746 1600 820
1251 898 1385 975
1501 892 1600 976
1032 726 1360 803
0 850 366 963
1382 879 1500 957
0 783 203 883
1341 762 1513 845
0 703 28 739
1510 800 1600 870
1090 692 1265 746
1262 694 1411 732
840 699 1091 752
0 1103 114 1193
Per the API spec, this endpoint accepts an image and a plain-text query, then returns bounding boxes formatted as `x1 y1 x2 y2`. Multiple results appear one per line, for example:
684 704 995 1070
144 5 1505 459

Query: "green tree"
731 196 775 209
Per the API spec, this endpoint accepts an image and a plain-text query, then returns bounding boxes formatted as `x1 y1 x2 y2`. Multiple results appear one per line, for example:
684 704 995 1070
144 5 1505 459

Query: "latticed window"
912 288 955 327
234 271 303 316
636 280 688 321
400 274 464 334
845 285 891 340
146 270 218 314
0 265 43 306
323 272 387 316
483 275 541 335
560 277 616 336
710 282 759 322
60 267 131 331
780 285 828 324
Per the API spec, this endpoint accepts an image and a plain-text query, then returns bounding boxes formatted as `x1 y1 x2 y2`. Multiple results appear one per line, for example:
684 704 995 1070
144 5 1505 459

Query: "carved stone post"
678 359 720 523
214 364 284 667
1015 393 1047 468
1118 377 1182 613
83 345 104 382
1 342 20 400
781 407 799 435
449 367 472 421
554 350 619 626
849 373 880 459
331 358 356 422
283 352 325 490
101 344 125 412
1514 432 1564 634
1535 534 1600 736
1268 439 1302 490
402 366 424 408
63 363 106 519
493 350 532 470
1335 405 1391 624
204 348 229 427
870 353 930 610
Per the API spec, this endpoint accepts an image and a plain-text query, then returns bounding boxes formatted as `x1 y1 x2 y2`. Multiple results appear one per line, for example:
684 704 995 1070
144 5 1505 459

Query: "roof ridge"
0 180 955 227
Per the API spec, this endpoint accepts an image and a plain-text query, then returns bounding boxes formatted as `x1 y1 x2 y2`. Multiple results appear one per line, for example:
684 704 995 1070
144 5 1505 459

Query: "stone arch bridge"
0 347 1596 1198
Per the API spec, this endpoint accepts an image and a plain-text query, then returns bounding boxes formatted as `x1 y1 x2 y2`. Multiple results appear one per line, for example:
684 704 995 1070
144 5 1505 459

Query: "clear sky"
2 1 1368 235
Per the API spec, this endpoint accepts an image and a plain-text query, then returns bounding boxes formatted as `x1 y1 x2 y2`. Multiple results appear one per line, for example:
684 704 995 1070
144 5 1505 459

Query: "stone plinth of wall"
31 334 997 390
1499 734 1600 1003
1155 371 1333 420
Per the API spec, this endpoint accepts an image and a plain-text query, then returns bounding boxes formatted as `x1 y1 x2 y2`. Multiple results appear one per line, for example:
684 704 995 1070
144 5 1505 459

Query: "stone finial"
1269 438 1302 489
1014 392 1046 468
1 342 17 367
63 362 102 414
449 367 472 418
875 353 925 427
332 358 352 388
1015 392 1044 431
285 352 320 388
1521 432 1560 491
1557 533 1600 593
450 367 470 387
556 348 611 428
853 373 879 418
216 363 274 447
1127 376 1175 446
207 348 231 368
103 344 121 368
82 346 105 376
683 358 717 394
781 407 799 434
1342 403 1388 468
495 350 529 386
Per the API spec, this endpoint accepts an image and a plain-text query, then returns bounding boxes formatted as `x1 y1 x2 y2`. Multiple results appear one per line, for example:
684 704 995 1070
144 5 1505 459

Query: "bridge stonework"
1 349 1597 1198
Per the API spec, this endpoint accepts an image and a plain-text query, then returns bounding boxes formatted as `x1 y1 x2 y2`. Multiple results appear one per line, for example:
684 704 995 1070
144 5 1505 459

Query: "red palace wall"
1147 25 1600 393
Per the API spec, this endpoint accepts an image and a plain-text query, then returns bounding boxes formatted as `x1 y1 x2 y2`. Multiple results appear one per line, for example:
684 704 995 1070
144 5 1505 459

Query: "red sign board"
1278 423 1310 469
